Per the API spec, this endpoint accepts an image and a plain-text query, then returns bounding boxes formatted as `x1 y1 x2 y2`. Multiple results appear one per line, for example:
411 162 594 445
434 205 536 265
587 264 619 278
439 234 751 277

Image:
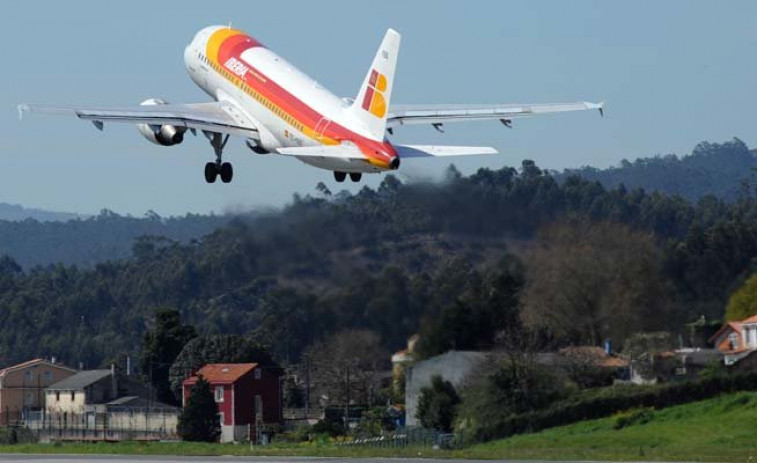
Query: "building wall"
715 329 743 352
45 390 86 414
405 351 486 427
0 362 75 418
233 367 281 427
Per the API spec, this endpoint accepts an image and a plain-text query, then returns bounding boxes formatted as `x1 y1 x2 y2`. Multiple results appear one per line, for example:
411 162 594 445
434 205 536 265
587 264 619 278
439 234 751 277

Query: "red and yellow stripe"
205 28 397 169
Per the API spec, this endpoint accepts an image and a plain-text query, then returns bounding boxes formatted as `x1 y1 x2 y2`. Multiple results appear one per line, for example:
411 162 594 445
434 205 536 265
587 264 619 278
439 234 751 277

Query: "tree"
416 375 460 432
725 273 757 321
169 335 278 398
178 375 221 442
456 344 571 442
140 308 197 405
305 330 387 415
520 220 674 346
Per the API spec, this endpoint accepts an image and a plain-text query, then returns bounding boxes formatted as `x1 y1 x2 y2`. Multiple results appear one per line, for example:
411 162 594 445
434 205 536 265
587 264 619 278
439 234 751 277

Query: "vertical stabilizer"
349 29 401 141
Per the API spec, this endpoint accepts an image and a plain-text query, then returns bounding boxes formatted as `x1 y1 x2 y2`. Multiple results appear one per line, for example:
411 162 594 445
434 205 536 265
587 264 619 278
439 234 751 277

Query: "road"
0 456 567 463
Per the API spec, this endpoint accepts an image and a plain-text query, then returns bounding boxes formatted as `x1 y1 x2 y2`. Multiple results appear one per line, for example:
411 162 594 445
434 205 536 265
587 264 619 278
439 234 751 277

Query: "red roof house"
183 363 281 443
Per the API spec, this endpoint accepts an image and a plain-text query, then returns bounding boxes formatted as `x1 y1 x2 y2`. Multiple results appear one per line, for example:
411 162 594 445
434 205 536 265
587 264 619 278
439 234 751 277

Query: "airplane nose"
389 156 400 170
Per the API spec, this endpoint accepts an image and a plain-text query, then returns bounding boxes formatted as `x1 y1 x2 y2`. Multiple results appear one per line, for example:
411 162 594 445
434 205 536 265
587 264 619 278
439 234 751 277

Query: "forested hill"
0 202 81 222
2 139 757 370
560 138 757 201
0 210 230 268
2 138 754 269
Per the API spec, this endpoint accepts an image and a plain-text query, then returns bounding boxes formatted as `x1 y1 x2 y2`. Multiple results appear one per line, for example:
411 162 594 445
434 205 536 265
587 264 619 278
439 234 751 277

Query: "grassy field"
1 392 756 461
462 391 757 461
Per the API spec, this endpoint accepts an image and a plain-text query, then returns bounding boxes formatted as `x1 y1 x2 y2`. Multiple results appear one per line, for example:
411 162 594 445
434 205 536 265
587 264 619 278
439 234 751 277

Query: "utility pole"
344 366 350 430
304 356 310 419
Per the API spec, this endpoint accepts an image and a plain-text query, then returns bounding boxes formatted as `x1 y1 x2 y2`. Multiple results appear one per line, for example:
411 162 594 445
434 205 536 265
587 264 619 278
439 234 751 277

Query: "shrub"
417 375 460 432
612 407 654 429
312 419 345 437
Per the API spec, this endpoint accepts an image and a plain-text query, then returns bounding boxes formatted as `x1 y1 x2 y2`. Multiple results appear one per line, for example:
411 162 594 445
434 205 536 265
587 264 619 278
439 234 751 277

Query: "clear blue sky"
3 0 756 216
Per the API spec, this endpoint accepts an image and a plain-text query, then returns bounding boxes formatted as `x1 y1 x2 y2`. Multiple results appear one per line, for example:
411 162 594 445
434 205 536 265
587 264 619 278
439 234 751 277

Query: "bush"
311 419 345 437
455 353 573 443
612 407 654 429
417 375 460 432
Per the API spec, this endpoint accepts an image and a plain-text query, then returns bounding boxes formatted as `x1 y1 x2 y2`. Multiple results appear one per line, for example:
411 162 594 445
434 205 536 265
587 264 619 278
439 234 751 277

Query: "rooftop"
47 369 111 391
184 363 258 385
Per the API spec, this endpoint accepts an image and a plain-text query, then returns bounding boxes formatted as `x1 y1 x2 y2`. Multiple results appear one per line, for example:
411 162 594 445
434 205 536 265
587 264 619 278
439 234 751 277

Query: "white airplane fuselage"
183 26 398 174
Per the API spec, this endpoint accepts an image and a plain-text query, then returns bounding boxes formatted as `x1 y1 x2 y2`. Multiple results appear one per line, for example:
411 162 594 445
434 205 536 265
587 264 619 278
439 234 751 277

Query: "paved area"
0 456 572 463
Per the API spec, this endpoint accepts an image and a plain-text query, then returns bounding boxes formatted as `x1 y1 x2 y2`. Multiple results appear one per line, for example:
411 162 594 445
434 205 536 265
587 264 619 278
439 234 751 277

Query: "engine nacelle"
136 98 186 146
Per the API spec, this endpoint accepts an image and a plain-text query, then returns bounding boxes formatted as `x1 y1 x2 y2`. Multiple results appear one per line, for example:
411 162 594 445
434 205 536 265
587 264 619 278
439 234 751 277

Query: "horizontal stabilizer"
395 145 498 158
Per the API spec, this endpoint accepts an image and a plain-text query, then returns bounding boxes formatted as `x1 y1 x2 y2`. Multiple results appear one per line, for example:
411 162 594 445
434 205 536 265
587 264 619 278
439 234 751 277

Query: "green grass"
462 391 757 461
2 392 757 461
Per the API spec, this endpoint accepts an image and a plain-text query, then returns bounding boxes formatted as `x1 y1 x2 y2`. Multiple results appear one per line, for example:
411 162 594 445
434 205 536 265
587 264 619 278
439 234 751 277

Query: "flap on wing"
18 101 258 138
387 101 604 126
395 145 498 158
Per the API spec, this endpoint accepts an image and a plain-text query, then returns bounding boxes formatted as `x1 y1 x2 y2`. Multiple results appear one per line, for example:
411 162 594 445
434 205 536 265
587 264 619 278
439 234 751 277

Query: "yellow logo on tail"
361 69 387 118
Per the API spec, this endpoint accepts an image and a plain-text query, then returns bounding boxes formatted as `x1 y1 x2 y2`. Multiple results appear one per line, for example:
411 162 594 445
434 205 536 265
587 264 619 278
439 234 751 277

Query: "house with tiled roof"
182 363 282 443
709 315 757 364
0 358 76 424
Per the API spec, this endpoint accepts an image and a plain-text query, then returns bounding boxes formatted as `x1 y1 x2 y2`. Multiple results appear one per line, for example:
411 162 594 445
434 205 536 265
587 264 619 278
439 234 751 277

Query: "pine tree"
178 376 221 442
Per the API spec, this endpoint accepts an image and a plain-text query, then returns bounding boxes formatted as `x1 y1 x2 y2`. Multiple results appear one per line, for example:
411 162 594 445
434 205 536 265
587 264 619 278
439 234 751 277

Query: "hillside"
467 391 757 461
561 138 757 201
0 210 231 268
0 202 81 222
0 141 756 369
0 139 753 269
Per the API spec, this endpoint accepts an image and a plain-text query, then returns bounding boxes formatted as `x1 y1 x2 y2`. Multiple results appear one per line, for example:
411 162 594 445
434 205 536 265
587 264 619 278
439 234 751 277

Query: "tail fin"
348 28 401 141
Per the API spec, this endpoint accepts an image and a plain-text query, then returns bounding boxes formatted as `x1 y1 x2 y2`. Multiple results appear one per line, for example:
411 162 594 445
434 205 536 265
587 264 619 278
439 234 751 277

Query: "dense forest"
0 139 756 371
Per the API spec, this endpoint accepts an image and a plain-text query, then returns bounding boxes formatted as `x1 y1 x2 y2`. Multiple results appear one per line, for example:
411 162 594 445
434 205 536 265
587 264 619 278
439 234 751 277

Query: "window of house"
217 412 224 426
70 391 75 401
255 395 263 420
24 371 31 382
214 386 224 402
44 371 52 382
729 332 739 350
55 391 60 402
254 369 261 380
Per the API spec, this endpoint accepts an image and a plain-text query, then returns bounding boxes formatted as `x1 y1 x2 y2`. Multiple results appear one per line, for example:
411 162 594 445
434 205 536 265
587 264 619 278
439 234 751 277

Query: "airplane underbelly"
295 156 382 173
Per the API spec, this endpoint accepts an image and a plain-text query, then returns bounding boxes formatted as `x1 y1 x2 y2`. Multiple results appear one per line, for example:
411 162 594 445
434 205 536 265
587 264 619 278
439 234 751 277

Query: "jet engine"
136 98 186 146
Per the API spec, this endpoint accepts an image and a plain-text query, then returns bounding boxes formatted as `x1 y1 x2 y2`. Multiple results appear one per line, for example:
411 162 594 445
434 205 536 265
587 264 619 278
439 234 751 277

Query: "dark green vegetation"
417 375 461 432
0 138 755 373
562 138 757 202
177 376 221 442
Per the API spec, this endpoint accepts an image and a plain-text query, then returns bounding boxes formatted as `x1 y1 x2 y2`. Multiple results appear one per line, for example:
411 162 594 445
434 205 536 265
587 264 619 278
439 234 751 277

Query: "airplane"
19 26 604 184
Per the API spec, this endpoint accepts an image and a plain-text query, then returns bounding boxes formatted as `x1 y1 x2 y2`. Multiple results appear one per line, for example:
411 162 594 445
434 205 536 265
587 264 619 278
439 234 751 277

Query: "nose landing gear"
204 132 233 184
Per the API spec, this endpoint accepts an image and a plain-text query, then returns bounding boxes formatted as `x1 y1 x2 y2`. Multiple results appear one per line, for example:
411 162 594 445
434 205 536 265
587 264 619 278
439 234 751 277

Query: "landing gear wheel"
349 173 362 182
204 162 218 183
220 162 233 183
334 171 346 183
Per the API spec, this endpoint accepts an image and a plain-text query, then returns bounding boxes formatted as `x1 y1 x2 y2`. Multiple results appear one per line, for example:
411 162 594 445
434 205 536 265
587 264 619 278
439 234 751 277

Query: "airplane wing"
386 101 604 128
17 101 258 138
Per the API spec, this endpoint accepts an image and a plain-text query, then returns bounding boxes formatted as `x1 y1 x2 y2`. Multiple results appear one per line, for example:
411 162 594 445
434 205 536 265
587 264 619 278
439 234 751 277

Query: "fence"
22 407 179 442
337 426 457 449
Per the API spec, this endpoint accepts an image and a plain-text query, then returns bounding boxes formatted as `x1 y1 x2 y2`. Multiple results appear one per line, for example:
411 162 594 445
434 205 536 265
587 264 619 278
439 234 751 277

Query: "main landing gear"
204 132 233 184
333 171 362 183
